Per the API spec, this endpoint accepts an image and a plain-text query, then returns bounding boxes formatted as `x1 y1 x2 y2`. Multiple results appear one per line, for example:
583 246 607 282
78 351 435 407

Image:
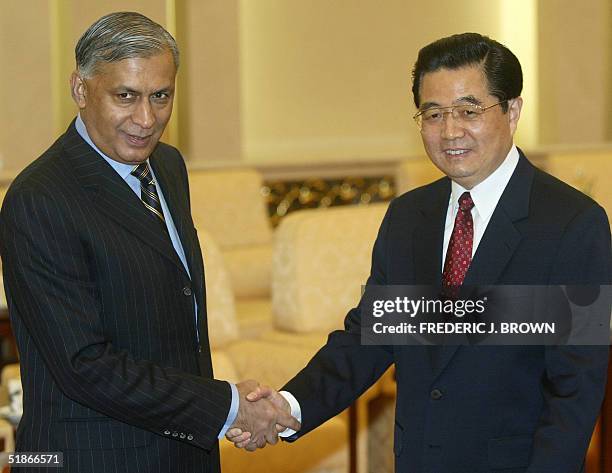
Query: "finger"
246 385 274 402
228 432 251 443
225 428 244 438
275 423 285 433
235 437 253 449
265 431 279 445
245 442 258 452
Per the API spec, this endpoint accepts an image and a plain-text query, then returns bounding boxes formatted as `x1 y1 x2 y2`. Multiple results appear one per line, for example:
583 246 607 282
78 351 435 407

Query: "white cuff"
278 391 302 437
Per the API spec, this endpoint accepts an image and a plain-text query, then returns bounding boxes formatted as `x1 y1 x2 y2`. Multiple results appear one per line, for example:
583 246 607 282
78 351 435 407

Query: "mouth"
122 132 153 147
444 148 471 157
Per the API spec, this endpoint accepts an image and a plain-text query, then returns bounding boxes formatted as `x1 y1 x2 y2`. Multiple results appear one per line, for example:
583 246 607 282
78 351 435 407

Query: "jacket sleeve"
528 203 611 472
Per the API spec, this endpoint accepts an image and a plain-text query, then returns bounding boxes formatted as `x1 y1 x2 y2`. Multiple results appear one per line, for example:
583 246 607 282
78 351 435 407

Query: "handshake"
227 380 301 451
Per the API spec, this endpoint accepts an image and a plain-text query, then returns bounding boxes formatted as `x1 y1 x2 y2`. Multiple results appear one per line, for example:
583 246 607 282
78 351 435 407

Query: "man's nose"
132 99 155 129
440 112 465 140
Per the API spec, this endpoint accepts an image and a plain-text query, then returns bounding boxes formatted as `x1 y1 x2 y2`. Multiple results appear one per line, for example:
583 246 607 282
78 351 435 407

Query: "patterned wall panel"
263 176 395 227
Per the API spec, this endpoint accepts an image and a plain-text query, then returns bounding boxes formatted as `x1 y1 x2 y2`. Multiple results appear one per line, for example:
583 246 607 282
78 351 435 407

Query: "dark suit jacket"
0 121 231 473
283 151 612 473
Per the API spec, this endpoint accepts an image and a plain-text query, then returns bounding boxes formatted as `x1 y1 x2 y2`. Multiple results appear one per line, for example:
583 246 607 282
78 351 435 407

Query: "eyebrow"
113 86 140 94
455 95 484 106
419 95 484 110
113 86 174 95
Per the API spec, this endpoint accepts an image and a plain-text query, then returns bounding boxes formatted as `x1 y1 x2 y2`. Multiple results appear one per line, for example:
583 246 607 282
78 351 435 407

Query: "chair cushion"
234 297 273 339
189 169 272 248
224 244 272 298
210 350 240 384
272 204 388 333
198 231 240 349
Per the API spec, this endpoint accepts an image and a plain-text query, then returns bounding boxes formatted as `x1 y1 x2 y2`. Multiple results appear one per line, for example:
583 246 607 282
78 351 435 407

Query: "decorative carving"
263 176 395 227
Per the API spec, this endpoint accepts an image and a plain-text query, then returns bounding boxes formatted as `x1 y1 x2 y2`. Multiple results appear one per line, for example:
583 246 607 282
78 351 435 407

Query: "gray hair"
75 12 179 78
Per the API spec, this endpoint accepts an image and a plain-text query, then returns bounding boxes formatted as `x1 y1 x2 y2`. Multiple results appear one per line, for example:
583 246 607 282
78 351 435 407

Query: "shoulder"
2 136 74 221
10 136 68 193
389 176 450 213
529 164 607 230
151 142 188 176
154 142 184 164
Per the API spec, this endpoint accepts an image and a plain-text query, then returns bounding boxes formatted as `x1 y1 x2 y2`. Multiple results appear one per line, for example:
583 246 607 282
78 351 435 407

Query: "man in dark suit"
0 12 298 473
228 33 612 472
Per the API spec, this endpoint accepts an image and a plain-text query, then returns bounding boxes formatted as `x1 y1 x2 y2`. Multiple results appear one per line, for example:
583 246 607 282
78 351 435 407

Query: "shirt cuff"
278 391 302 438
218 382 239 439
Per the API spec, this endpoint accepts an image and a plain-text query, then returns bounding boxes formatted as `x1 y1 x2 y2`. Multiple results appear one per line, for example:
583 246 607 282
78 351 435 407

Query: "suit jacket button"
179 433 186 439
183 286 193 296
187 434 194 441
430 389 443 400
163 430 171 435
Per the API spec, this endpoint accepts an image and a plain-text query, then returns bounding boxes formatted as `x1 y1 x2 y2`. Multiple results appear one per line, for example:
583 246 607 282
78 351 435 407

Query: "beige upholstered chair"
263 204 393 473
188 169 274 338
200 229 349 473
0 363 20 453
395 157 444 195
543 149 612 223
270 204 389 334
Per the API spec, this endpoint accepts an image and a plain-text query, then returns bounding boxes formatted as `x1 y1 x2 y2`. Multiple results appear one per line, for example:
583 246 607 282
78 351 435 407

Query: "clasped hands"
228 380 300 451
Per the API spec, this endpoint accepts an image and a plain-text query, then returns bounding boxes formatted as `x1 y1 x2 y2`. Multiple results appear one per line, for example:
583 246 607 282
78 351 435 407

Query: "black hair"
411 33 522 112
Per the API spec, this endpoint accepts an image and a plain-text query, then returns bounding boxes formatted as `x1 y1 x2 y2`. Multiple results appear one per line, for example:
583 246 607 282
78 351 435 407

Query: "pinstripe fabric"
0 120 230 473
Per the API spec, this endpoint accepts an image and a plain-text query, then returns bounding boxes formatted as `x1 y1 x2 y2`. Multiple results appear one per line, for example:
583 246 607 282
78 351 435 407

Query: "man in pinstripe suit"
0 12 298 473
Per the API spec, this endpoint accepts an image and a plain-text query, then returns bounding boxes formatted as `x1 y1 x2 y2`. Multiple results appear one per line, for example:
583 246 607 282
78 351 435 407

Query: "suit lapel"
60 120 186 275
412 178 450 286
464 153 532 286
430 152 534 380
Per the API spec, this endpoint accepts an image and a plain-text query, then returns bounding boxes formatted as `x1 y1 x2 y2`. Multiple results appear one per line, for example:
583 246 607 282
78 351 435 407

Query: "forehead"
419 65 490 104
91 51 176 88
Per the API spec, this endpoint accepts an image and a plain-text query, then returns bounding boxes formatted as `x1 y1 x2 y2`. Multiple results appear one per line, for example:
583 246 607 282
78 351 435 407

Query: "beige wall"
538 0 611 145
0 0 611 172
239 0 505 162
0 0 54 170
178 0 242 161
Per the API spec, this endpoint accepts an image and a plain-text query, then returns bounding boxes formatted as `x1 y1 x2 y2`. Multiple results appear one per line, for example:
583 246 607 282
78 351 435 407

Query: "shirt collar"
75 114 144 181
450 145 520 220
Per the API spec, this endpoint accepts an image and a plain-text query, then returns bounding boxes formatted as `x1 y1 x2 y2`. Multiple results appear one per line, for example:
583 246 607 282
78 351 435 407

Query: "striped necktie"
131 162 167 228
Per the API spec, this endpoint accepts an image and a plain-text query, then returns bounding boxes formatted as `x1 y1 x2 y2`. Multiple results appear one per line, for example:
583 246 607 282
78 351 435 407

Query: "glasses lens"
422 109 442 122
454 104 482 120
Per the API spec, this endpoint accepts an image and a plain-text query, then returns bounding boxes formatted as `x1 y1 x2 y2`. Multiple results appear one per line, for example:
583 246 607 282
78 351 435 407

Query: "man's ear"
70 71 87 109
508 96 523 135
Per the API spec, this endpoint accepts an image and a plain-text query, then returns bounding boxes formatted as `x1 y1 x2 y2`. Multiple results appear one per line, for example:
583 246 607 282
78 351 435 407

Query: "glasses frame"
413 99 508 131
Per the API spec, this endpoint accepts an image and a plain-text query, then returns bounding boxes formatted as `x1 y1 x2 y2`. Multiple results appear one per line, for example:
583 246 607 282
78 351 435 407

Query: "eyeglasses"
413 100 508 131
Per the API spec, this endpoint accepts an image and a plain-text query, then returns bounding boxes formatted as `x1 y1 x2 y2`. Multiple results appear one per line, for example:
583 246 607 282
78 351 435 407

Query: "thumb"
276 410 301 432
246 385 274 402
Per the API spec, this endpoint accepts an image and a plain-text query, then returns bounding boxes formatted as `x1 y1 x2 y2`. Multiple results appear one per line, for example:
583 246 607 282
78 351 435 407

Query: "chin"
120 148 154 163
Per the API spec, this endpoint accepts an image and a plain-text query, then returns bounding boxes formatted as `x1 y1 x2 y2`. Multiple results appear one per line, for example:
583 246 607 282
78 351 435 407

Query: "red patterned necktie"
442 192 474 298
